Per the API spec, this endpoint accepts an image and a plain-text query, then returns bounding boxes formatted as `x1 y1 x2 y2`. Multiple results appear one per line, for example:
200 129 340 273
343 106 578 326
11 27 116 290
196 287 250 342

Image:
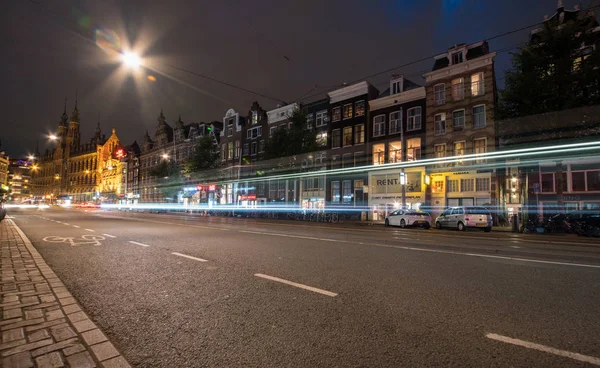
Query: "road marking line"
128 241 150 247
63 223 70 225
84 229 95 232
486 333 600 366
171 252 208 262
240 230 343 242
102 233 116 238
254 273 338 297
72 225 80 228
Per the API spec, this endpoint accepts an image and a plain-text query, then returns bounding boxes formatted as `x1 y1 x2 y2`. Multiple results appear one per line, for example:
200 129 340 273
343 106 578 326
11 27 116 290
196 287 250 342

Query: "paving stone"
58 297 76 306
20 296 38 304
1 318 45 332
66 351 96 368
39 294 56 303
73 319 96 333
2 295 18 303
100 356 131 368
24 319 66 332
24 309 43 320
3 308 22 320
2 351 34 368
2 328 25 343
22 302 59 311
62 343 86 356
50 325 76 342
90 341 119 362
62 304 81 314
67 311 88 323
31 338 78 357
45 309 64 322
27 329 50 342
0 338 53 357
0 339 27 351
81 329 107 346
0 318 23 327
35 351 64 368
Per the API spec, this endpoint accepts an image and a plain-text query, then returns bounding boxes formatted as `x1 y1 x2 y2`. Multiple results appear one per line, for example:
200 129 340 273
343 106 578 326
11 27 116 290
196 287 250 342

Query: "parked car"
435 206 492 232
385 210 431 229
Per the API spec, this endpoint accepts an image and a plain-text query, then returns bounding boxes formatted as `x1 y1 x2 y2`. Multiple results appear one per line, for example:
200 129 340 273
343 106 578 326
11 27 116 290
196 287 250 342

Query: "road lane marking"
254 273 338 297
128 241 150 247
486 333 600 366
103 233 116 238
72 225 80 228
62 223 70 225
171 252 208 262
84 229 95 232
240 230 344 242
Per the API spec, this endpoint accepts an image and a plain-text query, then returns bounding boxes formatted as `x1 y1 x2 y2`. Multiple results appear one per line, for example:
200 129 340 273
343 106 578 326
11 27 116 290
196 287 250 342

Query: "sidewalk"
0 219 130 368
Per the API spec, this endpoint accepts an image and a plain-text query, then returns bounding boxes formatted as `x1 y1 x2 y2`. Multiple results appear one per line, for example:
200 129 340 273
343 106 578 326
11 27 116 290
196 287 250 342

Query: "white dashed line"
62 223 70 226
171 252 208 262
72 225 80 228
254 273 338 297
103 233 116 238
486 333 600 366
84 229 95 232
128 241 150 247
240 230 344 243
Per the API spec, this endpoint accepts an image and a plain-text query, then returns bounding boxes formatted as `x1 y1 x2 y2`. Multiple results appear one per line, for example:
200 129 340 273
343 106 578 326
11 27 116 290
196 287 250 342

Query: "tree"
498 13 600 118
149 160 184 202
263 109 318 159
185 135 220 174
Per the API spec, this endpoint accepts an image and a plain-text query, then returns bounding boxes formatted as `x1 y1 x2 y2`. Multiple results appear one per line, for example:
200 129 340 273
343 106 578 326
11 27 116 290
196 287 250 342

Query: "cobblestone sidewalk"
1 219 130 368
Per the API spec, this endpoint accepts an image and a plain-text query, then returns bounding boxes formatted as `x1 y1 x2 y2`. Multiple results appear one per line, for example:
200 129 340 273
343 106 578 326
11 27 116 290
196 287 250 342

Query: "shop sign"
240 195 256 201
372 173 421 194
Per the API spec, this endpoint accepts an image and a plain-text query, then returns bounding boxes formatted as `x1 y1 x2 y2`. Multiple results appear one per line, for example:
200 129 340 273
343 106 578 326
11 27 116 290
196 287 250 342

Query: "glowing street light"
161 153 169 160
28 155 35 161
49 134 58 141
121 51 141 68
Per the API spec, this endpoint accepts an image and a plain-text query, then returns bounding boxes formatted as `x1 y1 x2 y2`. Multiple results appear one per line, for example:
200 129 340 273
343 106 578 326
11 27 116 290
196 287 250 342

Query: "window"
227 142 234 160
270 126 276 137
389 141 402 163
354 152 364 166
541 173 555 193
342 153 353 168
434 144 446 165
474 138 486 163
247 126 262 139
342 180 353 203
332 107 341 121
332 129 341 148
448 179 459 192
434 113 446 135
453 110 465 128
259 140 265 153
433 181 444 194
572 170 600 191
251 142 257 155
471 72 484 96
355 100 365 116
222 144 227 160
373 143 385 165
343 126 353 146
572 172 586 191
316 110 329 127
252 111 258 125
461 178 474 192
452 78 464 100
243 143 249 156
454 141 465 163
406 138 421 161
315 152 326 165
391 80 402 95
332 181 340 203
389 111 401 134
331 155 340 169
354 124 364 144
588 171 600 191
434 84 445 105
317 131 327 146
306 113 314 127
473 105 486 128
476 178 490 192
373 115 385 137
451 51 463 65
407 107 422 131
227 118 234 136
343 104 353 119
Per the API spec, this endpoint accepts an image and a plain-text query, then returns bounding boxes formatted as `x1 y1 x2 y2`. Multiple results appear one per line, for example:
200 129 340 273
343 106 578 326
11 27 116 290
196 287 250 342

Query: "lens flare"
121 52 141 68
95 28 121 55
147 75 157 82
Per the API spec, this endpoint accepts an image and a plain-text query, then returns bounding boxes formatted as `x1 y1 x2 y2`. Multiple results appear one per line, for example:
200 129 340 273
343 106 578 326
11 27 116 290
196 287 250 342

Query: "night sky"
0 0 579 157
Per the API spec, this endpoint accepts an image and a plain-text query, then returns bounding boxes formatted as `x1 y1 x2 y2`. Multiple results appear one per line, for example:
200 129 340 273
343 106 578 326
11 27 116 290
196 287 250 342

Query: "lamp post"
400 117 406 210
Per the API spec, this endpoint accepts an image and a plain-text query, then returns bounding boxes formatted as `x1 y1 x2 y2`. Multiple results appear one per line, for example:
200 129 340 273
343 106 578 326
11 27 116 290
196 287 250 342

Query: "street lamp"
121 51 141 69
49 134 58 141
28 155 35 161
162 153 169 160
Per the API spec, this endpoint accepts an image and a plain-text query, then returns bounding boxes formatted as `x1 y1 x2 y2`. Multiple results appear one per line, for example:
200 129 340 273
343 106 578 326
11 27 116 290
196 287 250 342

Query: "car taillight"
465 218 469 221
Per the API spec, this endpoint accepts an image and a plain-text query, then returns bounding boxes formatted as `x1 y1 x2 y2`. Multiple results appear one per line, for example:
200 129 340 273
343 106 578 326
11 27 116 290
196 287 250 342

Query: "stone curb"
1 219 131 368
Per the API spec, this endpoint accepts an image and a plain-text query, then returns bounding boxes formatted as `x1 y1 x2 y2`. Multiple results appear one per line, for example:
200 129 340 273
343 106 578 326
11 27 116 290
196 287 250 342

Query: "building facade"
0 152 8 187
7 159 33 202
423 41 497 218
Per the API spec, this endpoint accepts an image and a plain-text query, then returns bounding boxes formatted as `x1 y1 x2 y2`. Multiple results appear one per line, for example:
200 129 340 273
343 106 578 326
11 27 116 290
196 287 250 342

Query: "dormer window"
451 51 464 65
252 111 258 125
391 77 403 95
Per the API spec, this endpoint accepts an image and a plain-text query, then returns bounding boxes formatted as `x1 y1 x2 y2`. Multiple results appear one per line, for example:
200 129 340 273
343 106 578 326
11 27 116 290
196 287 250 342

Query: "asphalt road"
7 207 600 367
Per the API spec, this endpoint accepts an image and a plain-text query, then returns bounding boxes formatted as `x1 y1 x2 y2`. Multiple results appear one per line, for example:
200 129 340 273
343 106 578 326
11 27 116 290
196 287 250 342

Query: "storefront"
368 169 425 221
429 169 494 218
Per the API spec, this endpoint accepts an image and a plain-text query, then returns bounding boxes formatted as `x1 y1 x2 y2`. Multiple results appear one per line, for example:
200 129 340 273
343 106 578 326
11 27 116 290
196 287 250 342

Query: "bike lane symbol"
43 235 105 247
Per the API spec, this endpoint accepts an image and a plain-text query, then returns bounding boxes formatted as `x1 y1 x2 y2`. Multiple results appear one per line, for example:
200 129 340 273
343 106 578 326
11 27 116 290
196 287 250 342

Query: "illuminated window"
452 78 464 100
453 110 465 128
317 131 327 146
355 100 365 116
389 111 401 134
227 142 233 159
332 181 340 203
473 105 486 128
406 138 421 161
343 180 352 203
433 180 444 193
435 113 446 135
354 124 364 144
434 144 446 167
454 141 465 164
388 141 402 163
252 111 258 125
332 129 341 148
372 144 385 165
332 107 341 122
407 107 421 131
373 115 385 137
471 72 484 96
474 138 486 164
343 104 353 119
434 84 445 105
343 126 353 146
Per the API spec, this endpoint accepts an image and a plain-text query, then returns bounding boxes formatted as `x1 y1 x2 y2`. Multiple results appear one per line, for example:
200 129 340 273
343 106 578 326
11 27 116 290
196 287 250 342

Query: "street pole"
401 117 406 210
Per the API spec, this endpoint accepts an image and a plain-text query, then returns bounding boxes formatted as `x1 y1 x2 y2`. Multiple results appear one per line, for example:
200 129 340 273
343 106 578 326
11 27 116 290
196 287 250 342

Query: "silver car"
435 206 492 232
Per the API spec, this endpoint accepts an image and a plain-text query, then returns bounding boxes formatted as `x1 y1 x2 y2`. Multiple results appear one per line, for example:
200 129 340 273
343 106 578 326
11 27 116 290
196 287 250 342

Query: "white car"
385 210 432 229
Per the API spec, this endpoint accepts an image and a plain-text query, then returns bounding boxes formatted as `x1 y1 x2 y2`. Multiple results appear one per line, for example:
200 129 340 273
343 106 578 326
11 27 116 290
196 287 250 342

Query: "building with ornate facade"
0 152 8 187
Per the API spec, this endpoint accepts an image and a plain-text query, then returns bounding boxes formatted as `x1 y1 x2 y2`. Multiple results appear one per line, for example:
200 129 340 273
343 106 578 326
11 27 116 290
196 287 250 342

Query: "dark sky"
0 0 579 157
